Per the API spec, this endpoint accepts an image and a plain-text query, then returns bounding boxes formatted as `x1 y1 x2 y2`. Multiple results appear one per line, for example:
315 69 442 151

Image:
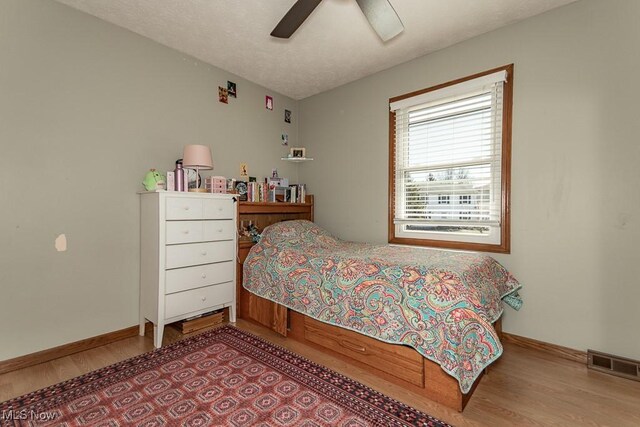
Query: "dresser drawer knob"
184 206 190 211
201 297 207 302
201 274 207 279
201 251 207 256
217 228 223 233
218 207 223 211
183 230 190 234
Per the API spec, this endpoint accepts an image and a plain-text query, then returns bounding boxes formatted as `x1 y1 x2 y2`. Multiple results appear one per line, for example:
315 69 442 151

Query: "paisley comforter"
243 220 522 393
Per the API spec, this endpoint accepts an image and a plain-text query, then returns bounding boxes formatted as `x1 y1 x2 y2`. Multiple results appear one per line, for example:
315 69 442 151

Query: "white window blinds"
391 71 507 240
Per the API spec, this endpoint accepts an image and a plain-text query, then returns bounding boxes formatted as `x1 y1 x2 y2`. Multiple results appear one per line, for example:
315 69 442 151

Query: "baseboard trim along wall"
0 326 588 375
0 326 141 375
502 332 588 364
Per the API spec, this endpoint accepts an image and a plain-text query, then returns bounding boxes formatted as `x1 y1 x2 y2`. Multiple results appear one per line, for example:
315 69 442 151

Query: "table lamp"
182 144 213 192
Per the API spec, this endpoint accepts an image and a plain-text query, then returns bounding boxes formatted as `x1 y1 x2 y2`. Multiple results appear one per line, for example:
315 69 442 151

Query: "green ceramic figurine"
143 169 166 191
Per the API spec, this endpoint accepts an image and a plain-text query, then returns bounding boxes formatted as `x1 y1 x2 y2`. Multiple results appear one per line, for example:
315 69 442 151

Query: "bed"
240 218 521 410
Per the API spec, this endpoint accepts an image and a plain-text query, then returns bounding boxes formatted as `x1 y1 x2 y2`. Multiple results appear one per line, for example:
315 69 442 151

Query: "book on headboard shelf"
265 183 306 203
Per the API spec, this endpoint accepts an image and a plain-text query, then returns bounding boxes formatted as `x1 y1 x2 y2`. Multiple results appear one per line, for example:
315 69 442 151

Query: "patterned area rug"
0 326 452 427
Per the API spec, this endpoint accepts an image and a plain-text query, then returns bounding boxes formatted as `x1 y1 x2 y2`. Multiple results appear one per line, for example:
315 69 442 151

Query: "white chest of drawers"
139 192 237 347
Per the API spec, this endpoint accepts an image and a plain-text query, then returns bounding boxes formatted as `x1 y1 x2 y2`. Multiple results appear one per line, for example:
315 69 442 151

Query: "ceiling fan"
271 0 404 42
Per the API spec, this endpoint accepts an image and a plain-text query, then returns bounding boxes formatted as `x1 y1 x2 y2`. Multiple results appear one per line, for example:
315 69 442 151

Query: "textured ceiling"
55 0 577 100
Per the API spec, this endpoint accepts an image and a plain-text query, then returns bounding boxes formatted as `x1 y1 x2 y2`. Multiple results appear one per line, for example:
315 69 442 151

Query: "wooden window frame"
388 64 513 253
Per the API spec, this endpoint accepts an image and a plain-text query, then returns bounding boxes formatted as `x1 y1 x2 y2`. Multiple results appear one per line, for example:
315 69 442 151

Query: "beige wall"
299 0 640 359
0 0 298 360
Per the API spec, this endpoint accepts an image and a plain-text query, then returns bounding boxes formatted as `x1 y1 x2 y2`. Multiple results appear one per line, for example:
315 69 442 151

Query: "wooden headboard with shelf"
236 195 314 332
237 195 314 249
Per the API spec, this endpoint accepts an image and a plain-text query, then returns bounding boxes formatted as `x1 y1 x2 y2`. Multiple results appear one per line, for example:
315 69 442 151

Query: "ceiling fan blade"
271 0 323 39
355 0 404 42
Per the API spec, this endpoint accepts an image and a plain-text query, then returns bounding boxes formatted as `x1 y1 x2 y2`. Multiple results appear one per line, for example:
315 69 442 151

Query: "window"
459 195 472 220
388 65 513 253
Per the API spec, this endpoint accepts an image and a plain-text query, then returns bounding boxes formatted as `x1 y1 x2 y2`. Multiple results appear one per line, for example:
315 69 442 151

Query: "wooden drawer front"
165 261 234 294
166 241 234 269
166 198 203 220
203 220 236 241
304 317 424 387
203 199 234 219
166 221 203 244
164 281 233 320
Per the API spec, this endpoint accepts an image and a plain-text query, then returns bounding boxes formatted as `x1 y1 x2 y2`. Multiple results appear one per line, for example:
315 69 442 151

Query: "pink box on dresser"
206 176 227 193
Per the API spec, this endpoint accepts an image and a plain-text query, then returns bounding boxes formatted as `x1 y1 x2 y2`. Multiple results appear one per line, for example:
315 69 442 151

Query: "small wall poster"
266 95 273 110
227 81 237 98
284 109 292 123
218 87 228 104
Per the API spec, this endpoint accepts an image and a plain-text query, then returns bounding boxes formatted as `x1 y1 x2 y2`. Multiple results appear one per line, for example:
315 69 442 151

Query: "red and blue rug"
0 326 451 426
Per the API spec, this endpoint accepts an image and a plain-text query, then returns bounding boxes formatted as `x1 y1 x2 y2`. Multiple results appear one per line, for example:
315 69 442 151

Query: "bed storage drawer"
303 317 424 387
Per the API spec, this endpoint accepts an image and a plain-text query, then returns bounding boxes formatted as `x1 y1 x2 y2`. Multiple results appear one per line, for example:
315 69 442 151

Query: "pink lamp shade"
182 144 213 170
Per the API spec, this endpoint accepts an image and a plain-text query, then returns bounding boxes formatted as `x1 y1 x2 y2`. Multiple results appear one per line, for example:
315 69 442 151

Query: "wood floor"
1 320 639 426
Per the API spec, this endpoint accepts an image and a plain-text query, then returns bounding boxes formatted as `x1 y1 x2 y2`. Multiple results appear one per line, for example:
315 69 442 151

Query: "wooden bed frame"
236 196 498 411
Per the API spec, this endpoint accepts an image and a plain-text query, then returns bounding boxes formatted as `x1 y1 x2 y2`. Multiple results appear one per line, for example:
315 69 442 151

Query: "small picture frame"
218 87 228 104
265 95 273 110
284 109 292 123
227 81 237 98
290 147 305 158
